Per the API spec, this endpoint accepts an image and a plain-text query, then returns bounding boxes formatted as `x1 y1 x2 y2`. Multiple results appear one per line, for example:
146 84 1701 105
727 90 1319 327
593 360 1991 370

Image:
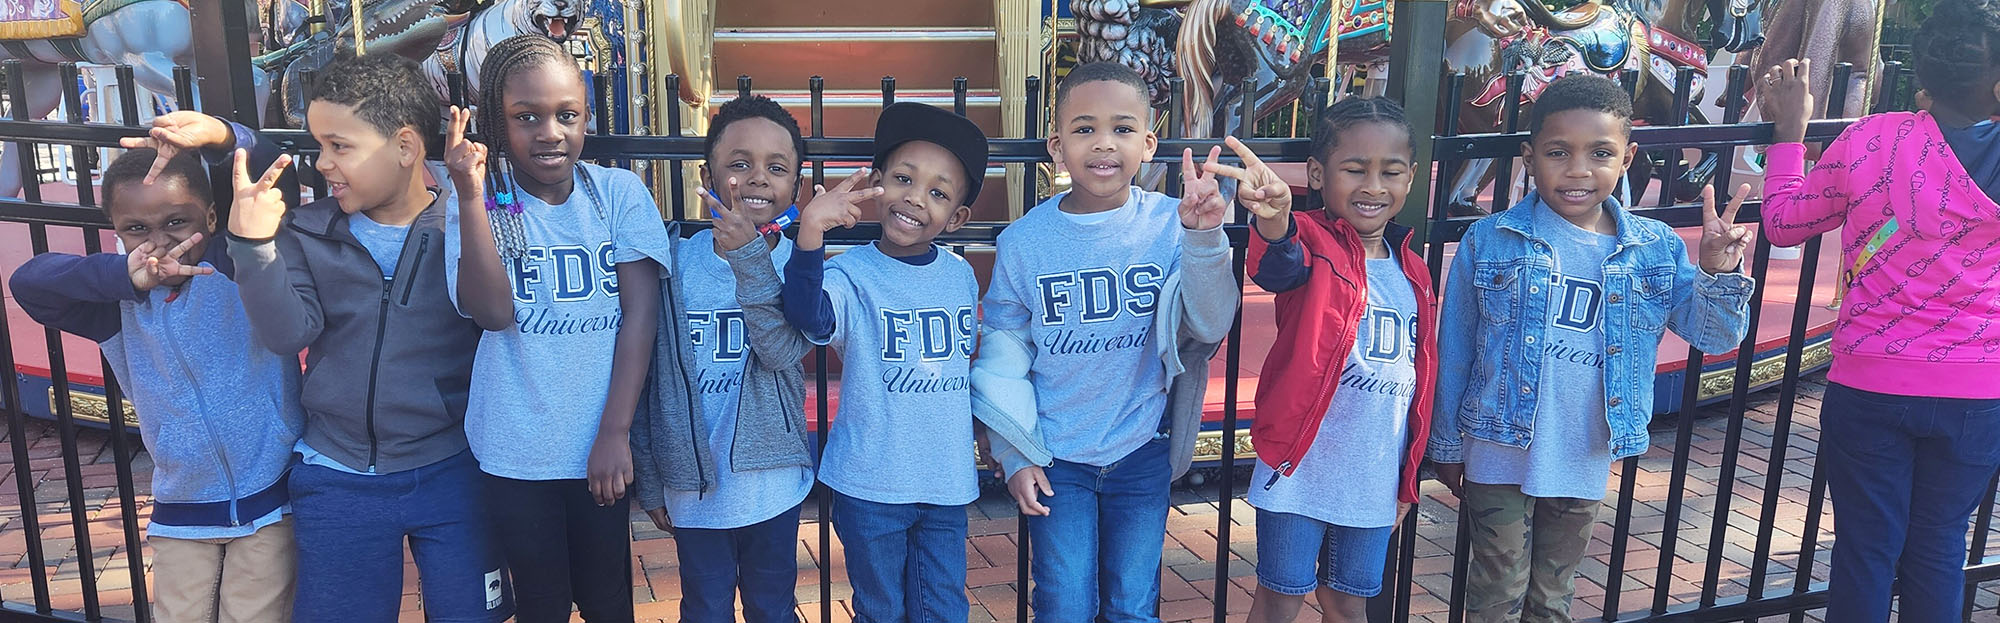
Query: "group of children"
7 0 1997 619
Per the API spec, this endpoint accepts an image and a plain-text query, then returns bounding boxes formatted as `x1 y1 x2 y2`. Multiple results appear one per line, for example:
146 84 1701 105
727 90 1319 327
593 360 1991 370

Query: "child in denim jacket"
1430 74 1755 622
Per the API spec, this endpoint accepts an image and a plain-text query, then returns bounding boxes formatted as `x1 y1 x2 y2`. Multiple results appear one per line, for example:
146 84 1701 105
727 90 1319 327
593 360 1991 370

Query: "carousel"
0 0 1851 470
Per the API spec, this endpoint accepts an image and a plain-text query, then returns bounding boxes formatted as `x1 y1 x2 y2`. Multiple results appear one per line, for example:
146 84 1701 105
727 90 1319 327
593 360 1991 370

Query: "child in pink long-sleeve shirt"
1758 1 2000 618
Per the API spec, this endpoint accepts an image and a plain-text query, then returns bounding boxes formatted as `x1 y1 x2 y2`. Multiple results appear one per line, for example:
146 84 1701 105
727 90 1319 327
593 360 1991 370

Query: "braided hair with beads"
474 35 586 259
1301 97 1414 213
1912 0 2000 109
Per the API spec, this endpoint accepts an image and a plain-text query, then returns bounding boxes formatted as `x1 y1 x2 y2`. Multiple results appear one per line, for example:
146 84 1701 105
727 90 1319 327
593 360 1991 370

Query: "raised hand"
444 106 488 197
126 234 216 292
1177 145 1228 230
797 167 882 251
117 111 233 185
228 149 294 240
1699 183 1754 274
1204 136 1293 241
704 177 761 254
1759 58 1813 145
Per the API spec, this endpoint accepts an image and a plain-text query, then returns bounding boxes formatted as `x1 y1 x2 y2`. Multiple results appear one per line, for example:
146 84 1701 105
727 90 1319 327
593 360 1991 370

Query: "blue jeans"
830 491 970 623
1822 382 2000 622
289 450 512 623
1253 509 1394 597
1029 437 1173 623
675 504 803 623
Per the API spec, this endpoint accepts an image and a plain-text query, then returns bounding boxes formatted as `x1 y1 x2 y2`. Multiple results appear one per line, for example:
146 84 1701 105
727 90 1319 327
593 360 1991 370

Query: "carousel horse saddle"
1551 11 1633 72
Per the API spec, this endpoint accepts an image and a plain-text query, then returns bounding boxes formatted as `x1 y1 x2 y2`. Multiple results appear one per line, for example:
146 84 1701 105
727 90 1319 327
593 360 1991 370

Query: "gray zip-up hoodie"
632 228 814 511
227 161 481 474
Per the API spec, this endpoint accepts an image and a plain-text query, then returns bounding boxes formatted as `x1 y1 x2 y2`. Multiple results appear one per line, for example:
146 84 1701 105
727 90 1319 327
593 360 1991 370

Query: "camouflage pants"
1461 482 1601 623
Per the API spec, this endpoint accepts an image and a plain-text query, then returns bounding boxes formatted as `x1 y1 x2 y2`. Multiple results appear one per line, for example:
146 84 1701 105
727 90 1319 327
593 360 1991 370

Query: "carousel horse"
1072 0 1185 105
1440 0 1765 214
0 0 271 197
1176 0 1337 138
1745 0 1881 121
257 0 577 126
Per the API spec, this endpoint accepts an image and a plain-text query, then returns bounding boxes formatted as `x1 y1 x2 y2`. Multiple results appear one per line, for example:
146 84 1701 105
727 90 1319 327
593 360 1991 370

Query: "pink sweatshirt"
1763 111 2000 399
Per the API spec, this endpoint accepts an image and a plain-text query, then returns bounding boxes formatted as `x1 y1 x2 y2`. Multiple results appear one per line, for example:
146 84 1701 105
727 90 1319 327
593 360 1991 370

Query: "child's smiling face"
1048 79 1158 212
703 116 801 225
499 64 589 198
873 140 972 255
108 177 215 287
1523 108 1636 228
1311 121 1413 239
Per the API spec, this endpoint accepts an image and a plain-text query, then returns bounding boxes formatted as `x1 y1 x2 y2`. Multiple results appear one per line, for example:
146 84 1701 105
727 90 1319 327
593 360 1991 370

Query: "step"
712 30 998 92
717 0 995 28
708 90 1005 138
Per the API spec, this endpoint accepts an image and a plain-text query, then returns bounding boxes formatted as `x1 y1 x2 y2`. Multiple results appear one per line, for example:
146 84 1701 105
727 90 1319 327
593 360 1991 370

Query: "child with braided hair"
1759 0 2000 618
446 33 674 622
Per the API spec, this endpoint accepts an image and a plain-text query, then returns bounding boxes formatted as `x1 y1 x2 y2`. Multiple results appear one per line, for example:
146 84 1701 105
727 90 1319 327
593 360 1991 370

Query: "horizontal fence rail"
0 58 1991 623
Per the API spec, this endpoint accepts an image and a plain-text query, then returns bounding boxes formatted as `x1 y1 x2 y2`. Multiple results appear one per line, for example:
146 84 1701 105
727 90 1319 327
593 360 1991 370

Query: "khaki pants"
1461 482 1600 623
150 516 298 623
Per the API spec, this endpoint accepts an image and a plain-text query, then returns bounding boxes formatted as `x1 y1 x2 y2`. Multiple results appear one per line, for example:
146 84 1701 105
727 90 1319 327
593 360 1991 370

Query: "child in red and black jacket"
1216 97 1436 623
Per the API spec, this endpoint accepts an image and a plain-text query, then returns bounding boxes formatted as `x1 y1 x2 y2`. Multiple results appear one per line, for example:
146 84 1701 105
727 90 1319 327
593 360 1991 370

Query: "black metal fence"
0 56 1992 623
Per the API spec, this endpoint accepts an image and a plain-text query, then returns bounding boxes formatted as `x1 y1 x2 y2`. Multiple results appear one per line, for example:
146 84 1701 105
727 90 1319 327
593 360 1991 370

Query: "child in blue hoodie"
9 132 304 622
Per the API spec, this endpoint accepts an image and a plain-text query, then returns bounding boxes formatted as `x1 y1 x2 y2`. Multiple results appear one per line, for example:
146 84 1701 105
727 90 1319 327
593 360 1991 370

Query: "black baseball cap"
871 102 989 206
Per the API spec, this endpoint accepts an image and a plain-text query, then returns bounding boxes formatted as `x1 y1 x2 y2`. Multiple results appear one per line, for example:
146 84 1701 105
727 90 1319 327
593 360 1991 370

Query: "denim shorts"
1253 508 1394 597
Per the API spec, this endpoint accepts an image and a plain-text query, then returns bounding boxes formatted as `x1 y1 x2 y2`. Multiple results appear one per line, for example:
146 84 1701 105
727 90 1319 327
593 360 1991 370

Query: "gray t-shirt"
983 187 1184 467
1250 256 1418 528
814 243 980 506
664 229 815 529
445 163 676 480
350 211 411 278
1465 206 1616 500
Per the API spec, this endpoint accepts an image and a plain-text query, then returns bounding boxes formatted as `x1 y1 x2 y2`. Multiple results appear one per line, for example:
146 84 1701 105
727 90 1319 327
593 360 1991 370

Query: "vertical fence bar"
1649 64 1706 616
1748 62 1850 602
1492 72 1525 213
1965 473 2000 621
1166 77 1184 198
1021 77 1040 211
738 75 752 99
1657 67 1698 208
1780 64 1853 623
107 63 154 623
953 77 969 116
1700 65 1765 611
49 62 107 620
1 58 54 614
881 77 896 107
450 71 469 111
808 73 834 623
1017 73 1041 623
1603 457 1642 617
665 74 685 218
1434 73 1470 623
1208 77 1256 622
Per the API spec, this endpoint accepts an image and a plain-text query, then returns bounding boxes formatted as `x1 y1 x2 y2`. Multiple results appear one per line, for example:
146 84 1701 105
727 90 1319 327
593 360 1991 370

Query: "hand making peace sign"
797 167 884 251
228 149 294 241
702 177 762 254
444 106 489 198
1203 136 1293 242
1698 183 1755 274
127 233 216 292
1177 145 1229 231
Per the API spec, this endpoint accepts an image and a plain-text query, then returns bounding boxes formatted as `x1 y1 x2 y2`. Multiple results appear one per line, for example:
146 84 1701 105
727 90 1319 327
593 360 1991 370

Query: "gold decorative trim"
1694 339 1832 401
45 388 139 427
1191 428 1258 464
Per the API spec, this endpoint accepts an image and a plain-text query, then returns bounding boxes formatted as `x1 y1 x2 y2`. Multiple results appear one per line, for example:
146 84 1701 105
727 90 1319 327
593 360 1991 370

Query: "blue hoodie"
8 132 304 538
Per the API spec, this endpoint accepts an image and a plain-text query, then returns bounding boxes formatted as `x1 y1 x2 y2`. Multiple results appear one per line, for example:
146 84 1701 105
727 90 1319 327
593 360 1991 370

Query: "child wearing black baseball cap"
781 101 989 622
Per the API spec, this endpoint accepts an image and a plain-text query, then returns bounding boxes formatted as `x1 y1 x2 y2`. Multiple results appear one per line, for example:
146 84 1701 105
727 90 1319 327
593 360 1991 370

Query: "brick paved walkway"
4 374 2000 622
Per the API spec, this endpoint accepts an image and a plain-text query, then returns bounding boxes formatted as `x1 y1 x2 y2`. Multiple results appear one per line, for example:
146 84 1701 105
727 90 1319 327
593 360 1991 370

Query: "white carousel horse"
420 0 580 105
0 0 271 197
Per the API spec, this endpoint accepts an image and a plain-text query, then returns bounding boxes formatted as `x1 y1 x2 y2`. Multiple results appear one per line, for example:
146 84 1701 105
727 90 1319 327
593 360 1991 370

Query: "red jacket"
1245 211 1438 504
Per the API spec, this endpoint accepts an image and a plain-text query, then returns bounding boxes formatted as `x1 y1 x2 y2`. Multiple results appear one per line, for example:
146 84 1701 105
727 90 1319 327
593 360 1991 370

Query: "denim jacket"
1429 196 1754 463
